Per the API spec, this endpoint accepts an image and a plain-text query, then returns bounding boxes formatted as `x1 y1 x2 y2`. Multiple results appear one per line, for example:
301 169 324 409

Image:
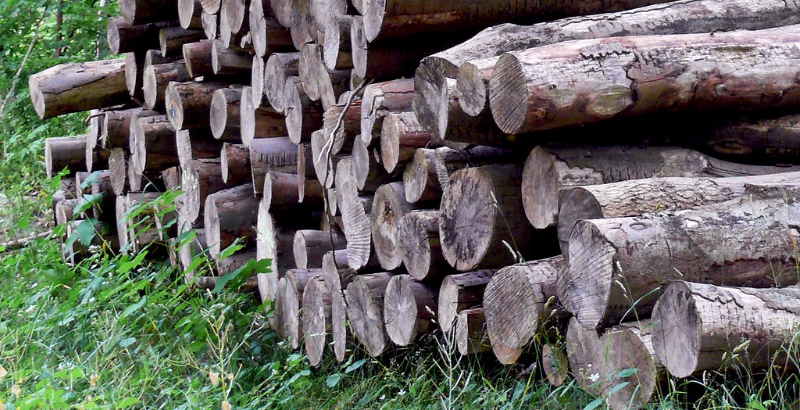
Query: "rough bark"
159 27 205 57
45 137 87 178
165 81 228 130
345 272 394 357
323 15 353 71
264 52 300 113
360 78 414 144
383 274 438 346
379 112 430 173
143 60 191 110
293 229 346 269
302 275 333 366
489 28 800 135
250 0 293 57
107 17 173 54
696 113 800 164
130 115 179 178
455 308 491 355
29 59 129 120
652 282 800 379
182 40 214 78
120 0 178 25
438 269 497 333
239 86 289 146
262 171 325 212
204 183 259 259
483 256 565 349
249 137 299 194
285 76 323 144
566 194 800 329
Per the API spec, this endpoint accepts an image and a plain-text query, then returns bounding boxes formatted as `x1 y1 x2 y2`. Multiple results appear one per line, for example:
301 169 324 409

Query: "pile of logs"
32 0 800 407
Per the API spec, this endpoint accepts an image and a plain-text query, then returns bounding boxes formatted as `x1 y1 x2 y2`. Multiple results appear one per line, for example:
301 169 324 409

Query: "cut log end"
303 276 332 367
345 273 391 357
412 63 449 141
521 147 561 229
650 281 699 379
567 220 616 329
456 61 488 117
556 187 603 251
542 344 568 387
488 53 527 135
383 275 435 347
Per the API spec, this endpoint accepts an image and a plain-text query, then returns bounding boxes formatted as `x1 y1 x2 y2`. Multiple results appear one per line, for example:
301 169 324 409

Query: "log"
489 28 800 135
270 0 293 28
541 344 568 387
124 52 145 98
302 275 332 366
86 170 115 220
130 115 179 178
223 0 249 36
202 11 218 39
201 0 221 13
335 158 373 270
204 183 259 259
323 15 353 71
182 40 214 78
698 113 800 164
161 166 182 191
489 327 522 365
160 27 205 57
63 220 113 264
310 129 346 189
178 0 204 29
280 268 324 349
29 59 129 120
351 137 394 191
440 163 555 272
104 108 148 149
165 81 228 130
249 137 300 194
249 0 292 57
285 77 323 144
299 43 349 109
219 0 249 48
345 272 394 357
438 269 497 333
289 0 317 51
45 137 86 178
566 194 800 329
522 145 800 231
86 111 104 171
262 171 325 212
240 87 288 146
483 256 565 349
652 282 800 379
370 182 418 270
264 52 300 113
120 0 178 25
210 87 245 141
107 18 173 54
250 56 266 108
55 198 79 227
455 308 491 355
211 40 253 77
360 78 414 145
322 250 356 362
383 274 437 347
178 225 207 280
181 159 229 222
220 143 250 184
109 148 129 196
122 192 164 253
176 128 225 168
293 229 346 269
143 61 191 110
379 112 430 173
557 172 800 255
396 210 446 281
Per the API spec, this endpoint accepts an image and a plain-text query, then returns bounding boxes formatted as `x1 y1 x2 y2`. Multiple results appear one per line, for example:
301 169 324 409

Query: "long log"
379 112 430 173
698 113 800 164
204 183 259 259
280 268 323 349
370 182 419 270
240 87 289 146
557 172 800 255
322 250 357 362
178 0 204 29
29 59 129 120
360 78 414 145
45 137 87 178
285 77 323 144
107 18 173 54
264 52 300 113
250 0 292 57
345 272 394 357
396 210 448 281
438 269 497 333
181 159 229 222
293 229 346 269
455 308 491 355
483 256 565 349
302 275 333 366
143 61 191 110
120 0 178 25
565 193 800 329
489 28 800 135
165 81 228 130
383 274 438 346
652 282 800 379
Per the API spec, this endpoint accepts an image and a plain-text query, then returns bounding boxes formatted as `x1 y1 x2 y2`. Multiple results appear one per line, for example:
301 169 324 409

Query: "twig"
0 230 53 253
0 9 48 124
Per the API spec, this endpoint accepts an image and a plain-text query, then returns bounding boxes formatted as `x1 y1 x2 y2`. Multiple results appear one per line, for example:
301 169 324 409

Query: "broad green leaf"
326 373 342 388
345 358 368 374
121 297 147 319
583 398 604 410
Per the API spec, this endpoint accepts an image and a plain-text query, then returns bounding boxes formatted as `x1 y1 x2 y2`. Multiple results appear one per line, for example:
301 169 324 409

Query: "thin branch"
0 8 48 123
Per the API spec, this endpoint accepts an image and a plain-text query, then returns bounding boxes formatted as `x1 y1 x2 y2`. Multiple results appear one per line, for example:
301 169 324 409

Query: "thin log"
204 183 259 259
396 210 448 281
335 157 372 270
352 136 394 191
323 15 353 70
264 52 300 113
310 128 346 189
220 143 251 184
107 18 173 54
280 268 324 349
293 229 346 269
345 272 394 357
120 0 178 25
322 250 356 362
249 0 292 57
299 43 349 109
250 55 266 107
541 344 568 387
176 128 225 168
438 269 497 333
108 148 129 196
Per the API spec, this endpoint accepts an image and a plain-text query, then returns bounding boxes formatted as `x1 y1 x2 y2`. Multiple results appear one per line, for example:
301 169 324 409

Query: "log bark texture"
165 81 228 130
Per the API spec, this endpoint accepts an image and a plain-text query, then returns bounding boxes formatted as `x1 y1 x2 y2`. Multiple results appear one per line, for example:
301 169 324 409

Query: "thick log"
652 282 800 379
383 274 437 346
566 194 800 329
440 163 554 272
323 15 353 70
182 40 214 78
143 61 191 110
299 43 349 110
248 137 299 194
124 52 145 98
109 149 129 196
455 308 491 355
285 77 323 144
120 0 178 25
45 137 86 178
107 18 173 54
201 0 221 13
202 11 218 39
557 172 800 254
396 210 447 281
161 166 182 191
322 250 356 362
345 272 394 357
55 198 80 227
262 171 324 212
265 52 300 112
178 0 204 29
379 112 430 173
370 182 417 270
104 108 148 149
130 115 178 178
160 27 205 57
210 87 245 141
176 128 225 168
448 0 800 120
288 0 317 51
489 28 800 135
29 59 128 120
181 159 229 222
438 269 497 333
280 268 323 349
483 256 565 349
522 145 800 231
165 81 228 130
335 158 372 270
352 137 394 191
220 143 250 184
360 78 414 145
321 99 361 153
85 170 114 220
293 229 346 269
250 0 292 57
239 87 288 146
204 183 259 259
302 275 332 366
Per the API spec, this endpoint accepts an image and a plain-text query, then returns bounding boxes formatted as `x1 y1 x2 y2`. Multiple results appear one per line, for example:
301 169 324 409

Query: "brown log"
122 192 164 253
250 0 293 57
175 128 225 167
55 198 80 227
321 250 357 362
279 268 324 349
86 111 104 169
204 183 259 259
143 61 191 110
695 113 800 164
437 269 497 333
521 145 800 232
557 172 800 255
107 18 174 54
202 11 218 39
181 159 230 222
120 0 178 25
299 43 349 110
109 148 129 196
45 137 87 178
360 78 414 144
165 81 228 130
178 0 204 29
335 157 373 270
182 40 214 78
178 224 207 279
302 275 332 366
455 308 491 355
379 112 430 173
566 194 800 329
396 210 448 281
211 39 253 77
370 182 419 270
29 59 129 120
130 115 179 179
220 143 251 184
351 137 394 191
160 27 205 57
322 15 353 71
85 170 115 220
652 282 800 379
104 108 150 149
161 166 182 191
262 171 325 211
239 86 288 146
483 256 565 349
210 87 245 141
265 52 300 112
293 229 346 269
383 274 437 346
285 77 323 144
489 28 800 135
345 272 394 357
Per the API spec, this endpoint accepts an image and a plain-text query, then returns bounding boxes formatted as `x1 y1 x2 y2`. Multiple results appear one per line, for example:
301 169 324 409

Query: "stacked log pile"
32 0 800 407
